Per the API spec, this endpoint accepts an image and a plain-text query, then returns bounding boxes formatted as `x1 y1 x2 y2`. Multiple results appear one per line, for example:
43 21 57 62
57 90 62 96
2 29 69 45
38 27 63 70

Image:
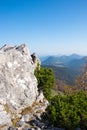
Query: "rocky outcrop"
31 53 41 69
0 44 46 128
0 44 38 110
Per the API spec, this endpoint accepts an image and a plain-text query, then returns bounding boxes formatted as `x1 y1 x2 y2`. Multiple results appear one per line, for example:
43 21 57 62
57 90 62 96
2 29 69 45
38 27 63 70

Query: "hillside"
68 56 87 70
41 54 87 88
42 65 79 86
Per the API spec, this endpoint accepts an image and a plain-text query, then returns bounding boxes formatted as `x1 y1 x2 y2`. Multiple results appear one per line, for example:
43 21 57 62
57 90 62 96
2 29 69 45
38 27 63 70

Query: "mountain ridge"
41 54 87 87
41 53 86 69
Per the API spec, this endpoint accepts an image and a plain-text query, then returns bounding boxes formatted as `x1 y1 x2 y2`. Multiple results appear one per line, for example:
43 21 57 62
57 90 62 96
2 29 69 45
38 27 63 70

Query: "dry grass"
4 104 10 113
36 109 43 113
4 104 20 127
11 116 20 127
32 101 39 107
21 106 32 115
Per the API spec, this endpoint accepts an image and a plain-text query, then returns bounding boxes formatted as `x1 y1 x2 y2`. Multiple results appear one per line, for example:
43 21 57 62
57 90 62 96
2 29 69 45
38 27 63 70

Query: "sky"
0 0 87 56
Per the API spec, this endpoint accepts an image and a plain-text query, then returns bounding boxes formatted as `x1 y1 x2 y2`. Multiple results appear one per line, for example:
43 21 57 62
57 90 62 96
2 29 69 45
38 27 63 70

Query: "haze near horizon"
0 0 87 56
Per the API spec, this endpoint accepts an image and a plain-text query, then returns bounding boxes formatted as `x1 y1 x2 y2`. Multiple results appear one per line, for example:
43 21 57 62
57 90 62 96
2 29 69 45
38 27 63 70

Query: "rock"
0 44 42 128
0 105 11 126
23 128 31 130
18 114 30 127
20 114 29 122
31 53 40 69
0 111 11 125
0 44 49 129
1 126 10 130
8 126 18 130
17 120 25 127
22 114 30 122
29 119 45 129
18 128 23 130
0 44 38 111
36 92 44 103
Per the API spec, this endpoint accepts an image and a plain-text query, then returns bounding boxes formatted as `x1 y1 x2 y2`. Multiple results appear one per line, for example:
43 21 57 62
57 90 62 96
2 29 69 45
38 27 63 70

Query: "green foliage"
35 67 55 100
47 91 87 130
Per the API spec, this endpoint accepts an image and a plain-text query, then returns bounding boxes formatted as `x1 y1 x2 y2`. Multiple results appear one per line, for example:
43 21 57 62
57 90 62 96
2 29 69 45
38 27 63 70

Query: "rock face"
0 105 11 126
0 44 38 110
0 44 49 129
0 44 41 126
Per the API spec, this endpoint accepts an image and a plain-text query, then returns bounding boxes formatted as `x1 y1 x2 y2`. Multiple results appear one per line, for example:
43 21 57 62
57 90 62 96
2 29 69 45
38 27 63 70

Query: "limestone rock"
0 44 38 111
0 44 49 129
0 105 11 126
31 53 41 69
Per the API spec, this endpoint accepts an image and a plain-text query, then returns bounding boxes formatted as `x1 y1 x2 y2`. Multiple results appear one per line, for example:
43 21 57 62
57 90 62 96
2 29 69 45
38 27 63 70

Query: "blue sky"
0 0 87 55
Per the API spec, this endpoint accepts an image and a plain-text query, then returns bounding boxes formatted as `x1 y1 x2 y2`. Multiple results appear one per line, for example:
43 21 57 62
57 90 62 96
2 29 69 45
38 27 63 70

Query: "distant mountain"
68 56 87 70
42 54 84 68
42 56 64 66
68 53 82 59
39 56 49 62
41 54 87 86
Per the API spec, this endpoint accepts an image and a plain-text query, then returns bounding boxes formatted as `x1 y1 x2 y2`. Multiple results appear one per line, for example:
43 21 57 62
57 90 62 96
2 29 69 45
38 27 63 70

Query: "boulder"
0 44 41 127
0 44 39 111
0 44 48 129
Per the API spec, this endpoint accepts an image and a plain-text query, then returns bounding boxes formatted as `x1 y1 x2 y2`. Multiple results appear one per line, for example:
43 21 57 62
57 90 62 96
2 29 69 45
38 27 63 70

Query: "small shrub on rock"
35 67 55 100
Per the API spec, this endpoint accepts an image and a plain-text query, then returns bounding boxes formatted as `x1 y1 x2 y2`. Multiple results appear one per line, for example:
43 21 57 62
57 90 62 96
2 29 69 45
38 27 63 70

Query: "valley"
41 54 87 92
